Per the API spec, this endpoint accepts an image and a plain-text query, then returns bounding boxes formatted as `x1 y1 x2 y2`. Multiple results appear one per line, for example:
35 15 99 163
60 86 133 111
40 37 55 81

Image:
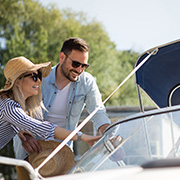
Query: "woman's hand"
81 134 101 146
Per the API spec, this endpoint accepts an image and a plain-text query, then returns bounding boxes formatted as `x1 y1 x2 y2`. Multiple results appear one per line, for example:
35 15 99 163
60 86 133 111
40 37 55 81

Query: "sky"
38 0 180 53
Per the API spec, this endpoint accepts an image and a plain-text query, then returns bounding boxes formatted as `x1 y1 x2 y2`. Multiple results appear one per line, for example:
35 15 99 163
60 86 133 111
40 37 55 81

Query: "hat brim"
28 62 51 78
28 140 75 177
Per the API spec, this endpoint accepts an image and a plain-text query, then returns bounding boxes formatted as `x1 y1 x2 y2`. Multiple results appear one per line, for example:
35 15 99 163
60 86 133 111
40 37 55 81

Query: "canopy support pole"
136 84 144 112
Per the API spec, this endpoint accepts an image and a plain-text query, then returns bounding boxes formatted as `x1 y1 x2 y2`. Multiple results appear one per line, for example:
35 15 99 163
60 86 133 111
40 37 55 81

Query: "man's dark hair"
60 37 89 55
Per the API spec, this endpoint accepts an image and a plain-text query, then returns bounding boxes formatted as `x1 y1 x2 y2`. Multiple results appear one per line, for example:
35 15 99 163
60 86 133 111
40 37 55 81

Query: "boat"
1 39 180 179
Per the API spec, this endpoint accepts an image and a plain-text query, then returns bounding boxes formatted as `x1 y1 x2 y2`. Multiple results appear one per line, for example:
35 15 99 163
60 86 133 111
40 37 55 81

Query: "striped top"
0 98 57 150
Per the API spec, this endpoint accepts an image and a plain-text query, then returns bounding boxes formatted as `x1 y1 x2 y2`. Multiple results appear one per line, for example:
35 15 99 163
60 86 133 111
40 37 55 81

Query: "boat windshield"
69 106 180 173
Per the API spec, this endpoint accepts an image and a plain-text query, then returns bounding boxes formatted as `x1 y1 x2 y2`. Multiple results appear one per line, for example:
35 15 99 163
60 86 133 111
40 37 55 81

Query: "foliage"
0 0 143 107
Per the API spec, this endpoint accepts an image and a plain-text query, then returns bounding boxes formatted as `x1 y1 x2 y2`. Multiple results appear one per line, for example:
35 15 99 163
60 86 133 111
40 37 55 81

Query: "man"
13 37 110 166
42 37 110 137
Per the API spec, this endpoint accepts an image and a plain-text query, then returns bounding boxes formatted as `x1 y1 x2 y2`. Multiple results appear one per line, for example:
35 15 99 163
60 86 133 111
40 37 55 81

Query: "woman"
0 56 100 150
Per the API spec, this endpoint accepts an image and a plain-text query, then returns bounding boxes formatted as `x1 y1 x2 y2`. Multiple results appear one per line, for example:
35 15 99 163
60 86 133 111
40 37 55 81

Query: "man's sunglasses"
23 71 42 82
64 52 89 69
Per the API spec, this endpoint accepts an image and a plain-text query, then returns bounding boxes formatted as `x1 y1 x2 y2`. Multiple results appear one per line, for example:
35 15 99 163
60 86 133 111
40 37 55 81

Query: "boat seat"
168 84 180 107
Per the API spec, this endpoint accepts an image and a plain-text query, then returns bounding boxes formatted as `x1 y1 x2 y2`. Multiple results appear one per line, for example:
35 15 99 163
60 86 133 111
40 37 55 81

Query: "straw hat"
28 140 75 177
0 56 51 92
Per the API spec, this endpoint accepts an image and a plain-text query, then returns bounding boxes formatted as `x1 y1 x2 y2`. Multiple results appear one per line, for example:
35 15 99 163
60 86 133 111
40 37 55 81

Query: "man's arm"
83 72 111 134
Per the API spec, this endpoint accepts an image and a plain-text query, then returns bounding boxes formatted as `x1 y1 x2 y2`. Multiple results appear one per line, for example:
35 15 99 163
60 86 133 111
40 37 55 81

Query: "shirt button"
54 92 57 94
48 105 51 107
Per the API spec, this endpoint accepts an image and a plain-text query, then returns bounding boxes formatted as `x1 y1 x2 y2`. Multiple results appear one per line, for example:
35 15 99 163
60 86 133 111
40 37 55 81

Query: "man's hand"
110 135 123 148
19 133 42 153
108 136 125 161
99 124 110 135
18 130 33 141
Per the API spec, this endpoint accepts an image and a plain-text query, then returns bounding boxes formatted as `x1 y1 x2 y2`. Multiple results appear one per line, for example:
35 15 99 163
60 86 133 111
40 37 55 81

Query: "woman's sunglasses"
23 71 42 82
64 52 89 69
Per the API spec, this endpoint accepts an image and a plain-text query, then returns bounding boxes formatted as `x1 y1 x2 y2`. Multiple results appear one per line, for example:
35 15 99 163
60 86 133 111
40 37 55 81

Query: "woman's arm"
6 99 100 152
54 126 101 146
20 128 101 153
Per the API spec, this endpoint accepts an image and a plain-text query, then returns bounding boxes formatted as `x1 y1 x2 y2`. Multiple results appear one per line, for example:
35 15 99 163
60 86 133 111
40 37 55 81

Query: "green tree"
0 0 143 105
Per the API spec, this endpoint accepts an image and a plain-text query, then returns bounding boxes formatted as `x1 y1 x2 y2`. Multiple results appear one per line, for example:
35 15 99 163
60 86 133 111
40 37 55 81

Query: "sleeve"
4 101 57 141
84 74 111 130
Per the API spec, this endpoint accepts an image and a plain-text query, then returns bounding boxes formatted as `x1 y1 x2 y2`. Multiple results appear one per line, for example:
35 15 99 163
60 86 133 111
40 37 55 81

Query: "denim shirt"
13 64 110 159
42 64 110 131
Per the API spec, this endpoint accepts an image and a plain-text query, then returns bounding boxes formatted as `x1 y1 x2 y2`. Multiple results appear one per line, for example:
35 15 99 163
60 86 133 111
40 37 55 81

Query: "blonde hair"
0 76 45 120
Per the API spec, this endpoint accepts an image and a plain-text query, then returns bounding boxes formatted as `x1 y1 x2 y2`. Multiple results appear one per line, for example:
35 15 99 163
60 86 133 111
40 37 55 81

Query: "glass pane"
69 108 180 174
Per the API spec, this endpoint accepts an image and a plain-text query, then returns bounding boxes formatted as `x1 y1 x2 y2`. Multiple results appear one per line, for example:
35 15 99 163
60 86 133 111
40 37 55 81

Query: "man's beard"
61 65 79 82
